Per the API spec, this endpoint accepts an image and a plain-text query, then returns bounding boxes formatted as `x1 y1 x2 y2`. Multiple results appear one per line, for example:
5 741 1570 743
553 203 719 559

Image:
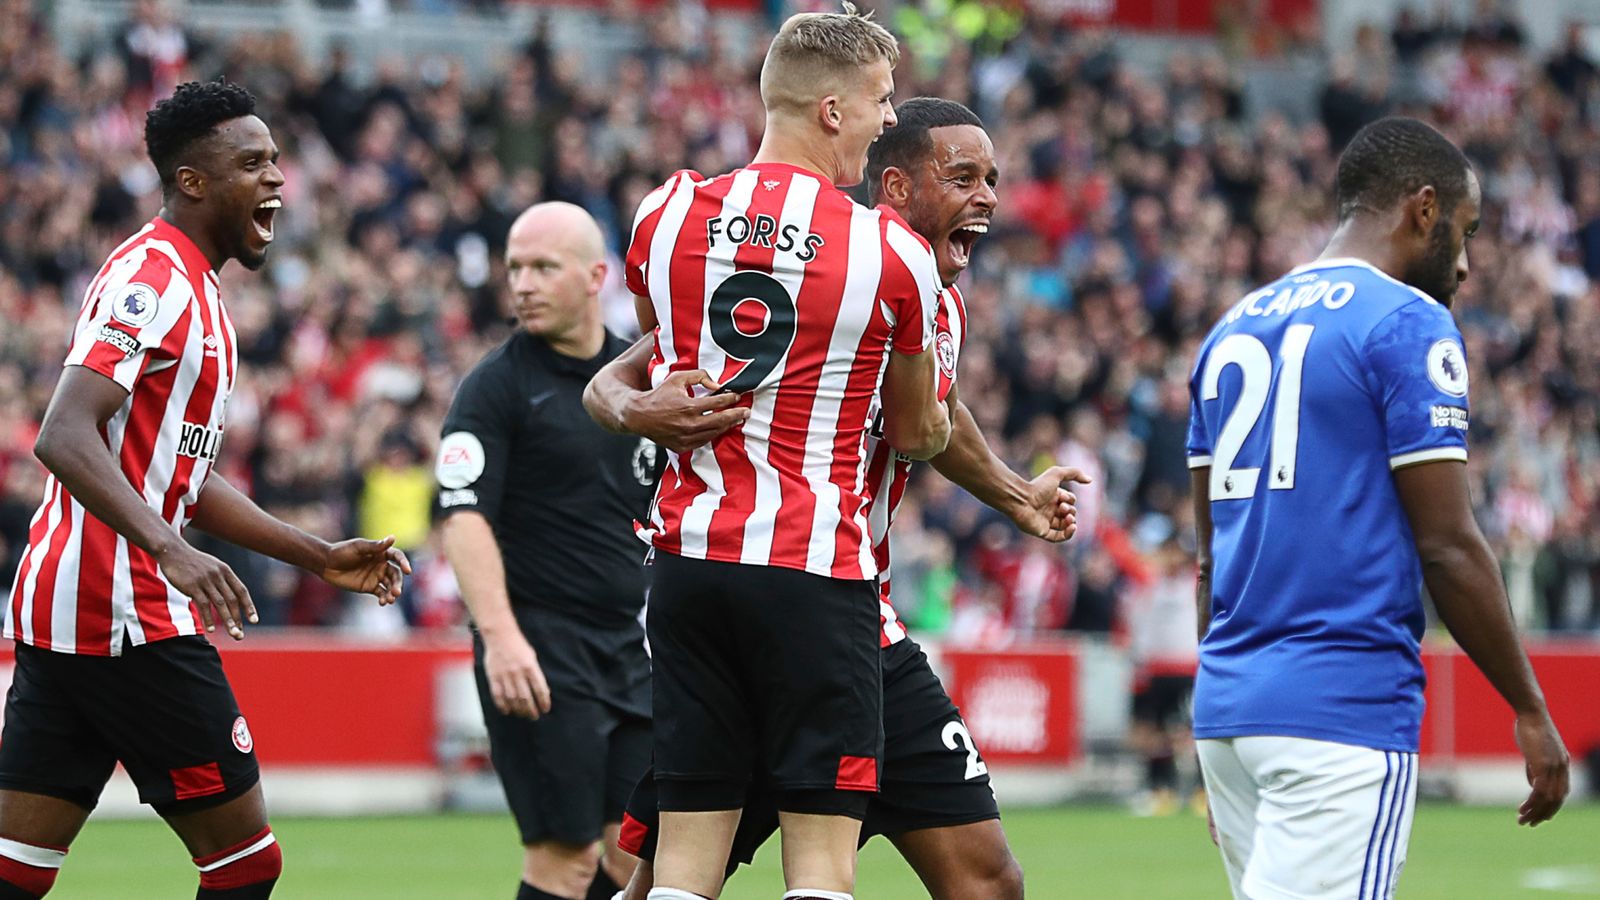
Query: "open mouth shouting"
252 197 281 244
946 219 989 272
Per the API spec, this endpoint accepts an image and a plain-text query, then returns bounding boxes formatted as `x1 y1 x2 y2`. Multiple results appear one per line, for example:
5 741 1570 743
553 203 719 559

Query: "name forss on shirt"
1187 259 1471 754
706 214 825 261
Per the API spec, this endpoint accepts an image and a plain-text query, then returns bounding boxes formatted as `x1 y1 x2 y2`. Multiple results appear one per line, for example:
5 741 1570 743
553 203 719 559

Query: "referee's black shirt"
434 329 660 632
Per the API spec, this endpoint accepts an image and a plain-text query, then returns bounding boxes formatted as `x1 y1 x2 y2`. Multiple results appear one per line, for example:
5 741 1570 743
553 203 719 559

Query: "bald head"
505 201 609 354
509 201 606 266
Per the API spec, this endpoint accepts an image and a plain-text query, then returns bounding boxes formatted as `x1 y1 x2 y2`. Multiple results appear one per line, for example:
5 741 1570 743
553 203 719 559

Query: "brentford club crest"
232 716 254 754
936 331 957 381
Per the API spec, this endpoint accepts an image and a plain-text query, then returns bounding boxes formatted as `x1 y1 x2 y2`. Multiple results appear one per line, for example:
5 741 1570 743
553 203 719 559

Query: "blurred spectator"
1544 22 1597 102
1123 536 1200 816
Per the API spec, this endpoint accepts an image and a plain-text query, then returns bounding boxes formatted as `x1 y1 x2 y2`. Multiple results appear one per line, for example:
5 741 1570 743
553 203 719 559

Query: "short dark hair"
866 97 984 206
1334 117 1471 222
145 80 258 197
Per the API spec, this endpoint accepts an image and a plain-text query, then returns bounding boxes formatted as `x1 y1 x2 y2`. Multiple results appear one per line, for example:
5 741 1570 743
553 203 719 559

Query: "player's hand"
1514 710 1570 826
483 630 552 720
321 535 412 605
157 542 256 640
1009 466 1092 543
622 369 750 454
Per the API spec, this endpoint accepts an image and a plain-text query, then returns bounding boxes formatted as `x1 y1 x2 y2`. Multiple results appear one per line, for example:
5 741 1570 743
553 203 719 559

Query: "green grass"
48 803 1600 898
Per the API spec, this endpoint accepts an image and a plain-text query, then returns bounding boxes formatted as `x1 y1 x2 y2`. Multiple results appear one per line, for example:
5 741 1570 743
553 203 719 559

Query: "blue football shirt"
1186 258 1470 752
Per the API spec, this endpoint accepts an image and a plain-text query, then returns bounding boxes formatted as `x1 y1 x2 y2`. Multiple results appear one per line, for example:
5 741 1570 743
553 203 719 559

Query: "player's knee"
992 852 1025 900
0 838 67 898
937 848 1023 900
523 840 601 895
193 826 281 893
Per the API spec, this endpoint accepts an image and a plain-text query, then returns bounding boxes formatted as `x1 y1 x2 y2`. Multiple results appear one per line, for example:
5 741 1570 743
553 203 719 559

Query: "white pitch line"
1522 866 1600 894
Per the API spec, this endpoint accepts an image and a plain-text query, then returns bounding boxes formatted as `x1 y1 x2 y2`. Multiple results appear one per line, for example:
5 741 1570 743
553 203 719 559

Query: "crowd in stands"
3 0 1600 641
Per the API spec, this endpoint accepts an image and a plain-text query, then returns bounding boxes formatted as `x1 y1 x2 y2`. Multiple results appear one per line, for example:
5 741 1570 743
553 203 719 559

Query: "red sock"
193 827 281 898
0 836 67 898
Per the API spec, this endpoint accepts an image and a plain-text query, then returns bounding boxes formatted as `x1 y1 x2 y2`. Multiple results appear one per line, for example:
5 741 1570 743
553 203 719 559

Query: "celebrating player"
620 10 950 900
589 97 1085 900
0 81 408 900
1187 117 1569 899
434 202 656 900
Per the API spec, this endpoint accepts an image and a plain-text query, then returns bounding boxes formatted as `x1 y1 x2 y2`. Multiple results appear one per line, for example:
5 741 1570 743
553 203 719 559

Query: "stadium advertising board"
943 644 1081 765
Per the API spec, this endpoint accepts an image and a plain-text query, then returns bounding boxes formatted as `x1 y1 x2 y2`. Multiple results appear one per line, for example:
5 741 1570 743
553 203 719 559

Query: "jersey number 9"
709 271 797 395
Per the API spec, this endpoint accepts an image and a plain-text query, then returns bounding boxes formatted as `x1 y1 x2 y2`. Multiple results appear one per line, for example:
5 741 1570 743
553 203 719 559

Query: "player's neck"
1316 220 1404 282
541 318 605 360
158 208 224 272
751 126 839 185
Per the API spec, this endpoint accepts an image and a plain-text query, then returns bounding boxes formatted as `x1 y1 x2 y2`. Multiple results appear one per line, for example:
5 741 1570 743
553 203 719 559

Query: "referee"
435 202 656 900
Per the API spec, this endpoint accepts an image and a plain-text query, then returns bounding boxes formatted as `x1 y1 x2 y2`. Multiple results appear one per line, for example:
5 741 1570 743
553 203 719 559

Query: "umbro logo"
204 335 219 349
762 180 781 192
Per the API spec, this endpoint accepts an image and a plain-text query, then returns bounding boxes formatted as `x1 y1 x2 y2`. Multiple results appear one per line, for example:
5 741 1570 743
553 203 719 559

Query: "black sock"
585 867 622 900
196 881 277 899
518 883 574 900
1148 754 1178 790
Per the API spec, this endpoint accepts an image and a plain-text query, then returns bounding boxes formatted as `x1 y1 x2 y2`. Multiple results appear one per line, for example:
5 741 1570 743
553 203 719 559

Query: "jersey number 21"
1202 324 1314 502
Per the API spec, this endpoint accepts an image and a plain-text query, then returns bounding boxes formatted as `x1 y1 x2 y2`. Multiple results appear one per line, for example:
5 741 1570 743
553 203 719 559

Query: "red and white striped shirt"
6 217 238 656
626 165 941 580
864 284 966 646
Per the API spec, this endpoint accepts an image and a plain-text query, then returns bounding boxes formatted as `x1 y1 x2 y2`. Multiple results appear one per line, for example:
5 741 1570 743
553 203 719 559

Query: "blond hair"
759 4 900 115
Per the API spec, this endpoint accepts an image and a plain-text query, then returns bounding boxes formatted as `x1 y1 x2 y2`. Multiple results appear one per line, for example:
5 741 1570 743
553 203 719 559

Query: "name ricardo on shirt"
177 422 223 463
707 214 824 262
1223 276 1356 325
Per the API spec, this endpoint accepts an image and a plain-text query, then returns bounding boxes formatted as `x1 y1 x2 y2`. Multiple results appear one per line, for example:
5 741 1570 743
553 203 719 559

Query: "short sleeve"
1186 360 1214 469
882 219 940 355
1361 300 1470 470
434 361 517 524
64 250 195 392
624 169 701 298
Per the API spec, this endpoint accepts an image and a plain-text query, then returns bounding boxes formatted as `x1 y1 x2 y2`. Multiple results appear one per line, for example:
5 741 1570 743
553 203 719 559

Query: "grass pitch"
50 802 1599 898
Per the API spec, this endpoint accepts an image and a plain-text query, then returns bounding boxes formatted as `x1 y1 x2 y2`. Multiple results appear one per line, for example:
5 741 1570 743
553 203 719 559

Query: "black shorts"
474 620 652 846
646 552 882 813
1132 673 1195 729
618 638 998 866
863 638 998 837
0 637 260 815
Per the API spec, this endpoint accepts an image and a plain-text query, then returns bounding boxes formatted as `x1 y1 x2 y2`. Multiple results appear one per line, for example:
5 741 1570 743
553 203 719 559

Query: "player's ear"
882 166 912 206
174 164 204 202
588 259 608 295
1407 184 1438 235
819 95 844 134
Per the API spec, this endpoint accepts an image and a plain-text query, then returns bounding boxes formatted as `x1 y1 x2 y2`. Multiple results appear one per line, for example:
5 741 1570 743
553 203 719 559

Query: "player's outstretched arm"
1395 460 1570 826
582 334 749 452
35 367 256 639
881 348 951 460
190 475 409 605
930 388 1086 542
437 511 551 720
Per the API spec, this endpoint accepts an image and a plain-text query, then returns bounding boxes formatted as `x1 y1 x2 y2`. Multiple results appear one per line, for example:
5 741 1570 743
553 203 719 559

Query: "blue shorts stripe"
1360 751 1396 900
1374 752 1413 900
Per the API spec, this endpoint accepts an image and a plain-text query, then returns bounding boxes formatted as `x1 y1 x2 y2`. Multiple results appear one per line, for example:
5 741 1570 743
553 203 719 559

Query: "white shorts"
1197 736 1418 900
